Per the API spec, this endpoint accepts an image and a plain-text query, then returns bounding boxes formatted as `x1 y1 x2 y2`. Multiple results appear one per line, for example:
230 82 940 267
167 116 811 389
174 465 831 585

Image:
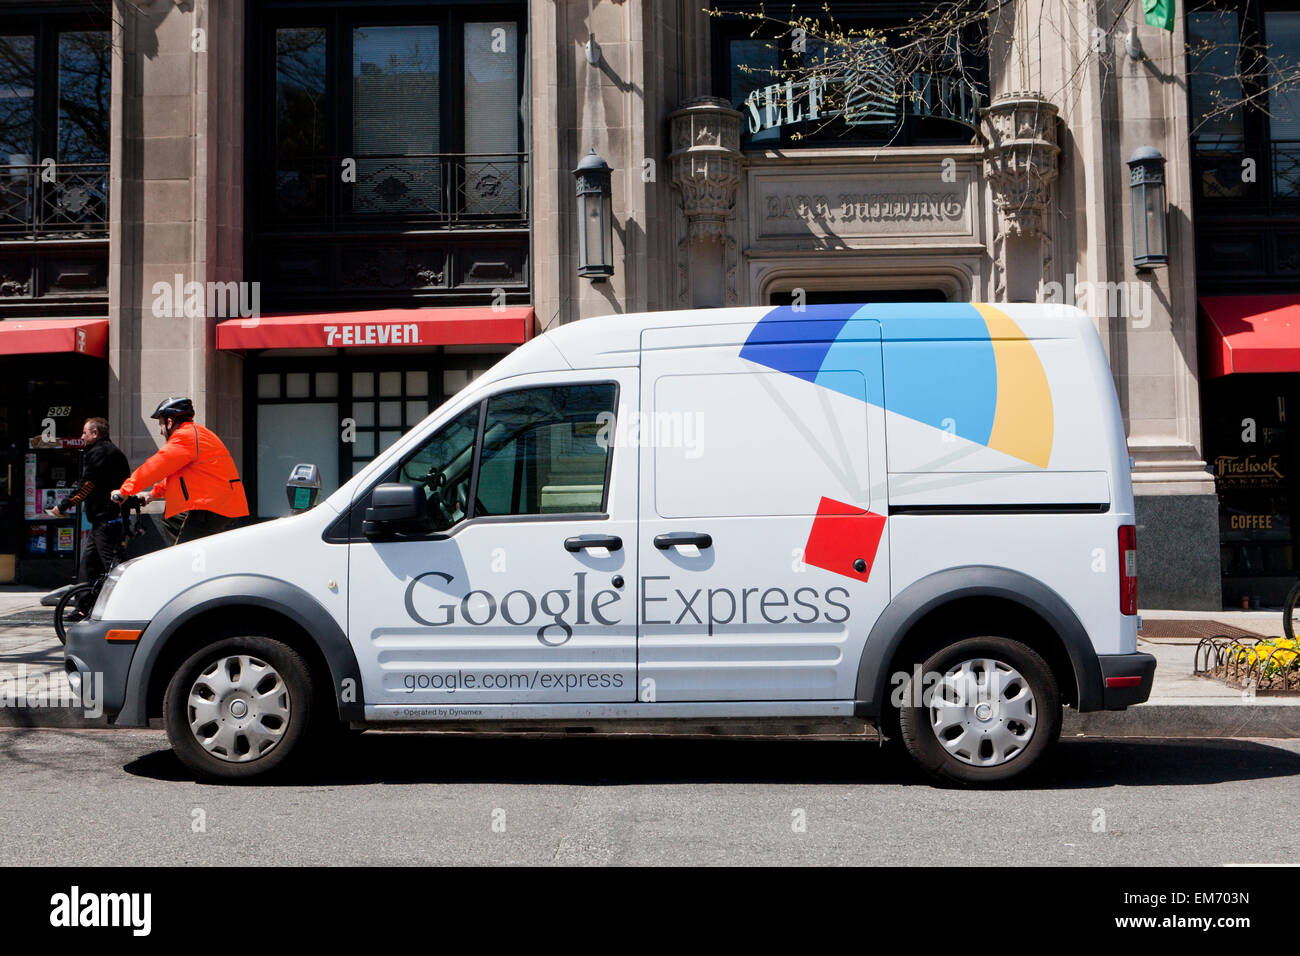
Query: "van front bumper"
64 619 150 724
1097 652 1157 710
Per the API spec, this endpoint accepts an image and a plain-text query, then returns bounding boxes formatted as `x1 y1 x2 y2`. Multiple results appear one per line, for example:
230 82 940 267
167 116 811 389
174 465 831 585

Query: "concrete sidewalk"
1057 607 1299 737
2 586 1298 734
0 586 94 727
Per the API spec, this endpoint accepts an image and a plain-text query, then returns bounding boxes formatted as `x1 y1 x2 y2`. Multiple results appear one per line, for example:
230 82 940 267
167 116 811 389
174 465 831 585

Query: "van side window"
395 403 481 531
475 384 616 517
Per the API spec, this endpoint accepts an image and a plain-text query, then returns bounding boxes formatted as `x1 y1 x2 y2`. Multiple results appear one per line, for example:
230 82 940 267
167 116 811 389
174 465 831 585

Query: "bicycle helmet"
150 396 195 422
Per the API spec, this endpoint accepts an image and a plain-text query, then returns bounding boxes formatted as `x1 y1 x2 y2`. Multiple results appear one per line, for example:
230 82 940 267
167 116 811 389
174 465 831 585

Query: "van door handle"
654 532 712 550
564 534 623 552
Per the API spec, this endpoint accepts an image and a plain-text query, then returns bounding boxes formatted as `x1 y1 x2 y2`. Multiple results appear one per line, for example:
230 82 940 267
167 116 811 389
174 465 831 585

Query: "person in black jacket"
47 417 132 583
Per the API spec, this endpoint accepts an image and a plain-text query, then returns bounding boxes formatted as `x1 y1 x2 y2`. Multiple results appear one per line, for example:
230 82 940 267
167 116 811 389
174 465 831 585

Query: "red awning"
1202 295 1300 377
0 318 108 358
215 306 534 352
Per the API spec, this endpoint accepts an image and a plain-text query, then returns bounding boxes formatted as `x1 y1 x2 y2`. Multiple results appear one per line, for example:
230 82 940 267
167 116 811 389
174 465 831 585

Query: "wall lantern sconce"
574 148 614 281
1127 146 1168 270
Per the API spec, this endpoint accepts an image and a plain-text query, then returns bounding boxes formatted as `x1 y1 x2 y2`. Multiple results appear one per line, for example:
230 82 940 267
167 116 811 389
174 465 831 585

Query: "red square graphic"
802 497 886 582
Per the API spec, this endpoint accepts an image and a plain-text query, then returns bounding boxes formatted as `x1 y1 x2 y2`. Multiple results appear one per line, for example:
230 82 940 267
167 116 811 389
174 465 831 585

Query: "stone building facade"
0 0 1225 605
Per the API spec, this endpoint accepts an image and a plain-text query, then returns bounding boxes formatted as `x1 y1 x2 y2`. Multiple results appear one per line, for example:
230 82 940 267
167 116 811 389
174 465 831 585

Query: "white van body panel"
888 514 1136 655
96 504 347 630
636 321 891 701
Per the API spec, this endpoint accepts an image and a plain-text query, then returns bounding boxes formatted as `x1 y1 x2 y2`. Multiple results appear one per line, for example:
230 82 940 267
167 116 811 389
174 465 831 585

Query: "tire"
1284 581 1300 641
54 583 97 645
898 636 1061 787
163 635 314 781
876 692 905 750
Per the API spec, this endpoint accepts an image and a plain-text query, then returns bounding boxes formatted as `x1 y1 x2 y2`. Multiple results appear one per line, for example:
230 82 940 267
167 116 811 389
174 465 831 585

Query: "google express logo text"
403 571 851 645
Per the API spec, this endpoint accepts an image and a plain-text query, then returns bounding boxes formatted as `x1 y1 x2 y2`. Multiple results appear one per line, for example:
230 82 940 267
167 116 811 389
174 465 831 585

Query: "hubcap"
928 657 1037 767
186 654 291 763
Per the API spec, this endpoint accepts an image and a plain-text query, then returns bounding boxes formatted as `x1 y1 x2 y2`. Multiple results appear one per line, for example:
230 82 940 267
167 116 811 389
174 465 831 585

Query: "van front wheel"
163 635 313 781
898 636 1061 786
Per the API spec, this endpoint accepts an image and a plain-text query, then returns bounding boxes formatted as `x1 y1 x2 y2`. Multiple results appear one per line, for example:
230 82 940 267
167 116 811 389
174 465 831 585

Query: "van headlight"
90 562 130 620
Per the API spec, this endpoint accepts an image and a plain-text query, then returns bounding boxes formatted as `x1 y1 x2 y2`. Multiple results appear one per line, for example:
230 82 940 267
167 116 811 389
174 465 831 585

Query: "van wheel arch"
856 567 1104 719
147 605 343 725
884 596 1079 711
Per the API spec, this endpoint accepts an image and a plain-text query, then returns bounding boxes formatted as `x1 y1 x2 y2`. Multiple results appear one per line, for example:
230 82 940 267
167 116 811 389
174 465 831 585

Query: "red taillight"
1119 524 1137 615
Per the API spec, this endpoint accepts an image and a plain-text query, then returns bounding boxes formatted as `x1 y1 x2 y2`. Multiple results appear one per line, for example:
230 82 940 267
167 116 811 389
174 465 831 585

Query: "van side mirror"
363 483 432 537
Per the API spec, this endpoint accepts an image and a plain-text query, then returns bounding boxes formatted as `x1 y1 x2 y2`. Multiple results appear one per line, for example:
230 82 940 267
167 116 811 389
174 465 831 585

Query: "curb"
1065 702 1300 738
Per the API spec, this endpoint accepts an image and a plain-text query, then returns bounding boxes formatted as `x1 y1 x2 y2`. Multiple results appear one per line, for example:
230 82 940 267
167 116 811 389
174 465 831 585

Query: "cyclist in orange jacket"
112 397 249 545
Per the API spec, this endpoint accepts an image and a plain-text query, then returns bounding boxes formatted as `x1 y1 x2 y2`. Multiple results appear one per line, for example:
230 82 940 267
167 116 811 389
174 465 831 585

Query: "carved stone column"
669 97 744 307
981 93 1060 301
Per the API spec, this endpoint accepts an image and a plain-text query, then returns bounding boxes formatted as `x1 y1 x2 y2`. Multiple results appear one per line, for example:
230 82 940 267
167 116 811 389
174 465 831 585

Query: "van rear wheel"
163 635 313 781
898 636 1061 786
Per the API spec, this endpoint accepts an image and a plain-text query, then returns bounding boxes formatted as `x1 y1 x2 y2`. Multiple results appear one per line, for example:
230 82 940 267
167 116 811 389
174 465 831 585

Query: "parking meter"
285 463 321 513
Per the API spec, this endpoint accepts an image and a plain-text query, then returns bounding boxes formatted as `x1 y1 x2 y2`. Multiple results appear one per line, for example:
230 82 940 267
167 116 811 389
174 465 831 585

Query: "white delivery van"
66 302 1154 785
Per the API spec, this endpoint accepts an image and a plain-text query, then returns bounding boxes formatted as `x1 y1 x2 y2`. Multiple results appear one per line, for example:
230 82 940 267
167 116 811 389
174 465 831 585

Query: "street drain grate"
1138 618 1274 643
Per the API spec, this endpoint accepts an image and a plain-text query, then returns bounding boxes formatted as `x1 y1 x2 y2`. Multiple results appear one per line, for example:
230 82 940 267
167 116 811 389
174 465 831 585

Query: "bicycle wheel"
1285 581 1300 642
54 583 97 645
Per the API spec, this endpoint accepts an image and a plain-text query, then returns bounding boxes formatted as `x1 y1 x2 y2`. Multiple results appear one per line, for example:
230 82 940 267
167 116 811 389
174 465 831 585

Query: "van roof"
517 302 1094 371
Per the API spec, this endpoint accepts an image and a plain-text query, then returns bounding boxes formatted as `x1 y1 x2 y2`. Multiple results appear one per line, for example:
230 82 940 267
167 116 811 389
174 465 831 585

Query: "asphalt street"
1 728 1297 866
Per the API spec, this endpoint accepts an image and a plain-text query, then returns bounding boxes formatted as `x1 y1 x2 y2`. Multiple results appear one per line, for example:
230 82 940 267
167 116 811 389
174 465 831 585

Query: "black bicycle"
1285 581 1300 642
54 496 145 645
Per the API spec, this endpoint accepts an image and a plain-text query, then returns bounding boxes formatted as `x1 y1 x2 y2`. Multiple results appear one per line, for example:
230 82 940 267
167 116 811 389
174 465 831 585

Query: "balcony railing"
1273 140 1300 200
268 152 529 231
0 163 109 238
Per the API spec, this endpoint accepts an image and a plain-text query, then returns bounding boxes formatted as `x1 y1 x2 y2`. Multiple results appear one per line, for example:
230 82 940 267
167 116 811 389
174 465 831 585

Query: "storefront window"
257 402 340 518
247 357 494 518
351 368 433 469
1204 374 1297 608
254 370 345 517
0 355 107 583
